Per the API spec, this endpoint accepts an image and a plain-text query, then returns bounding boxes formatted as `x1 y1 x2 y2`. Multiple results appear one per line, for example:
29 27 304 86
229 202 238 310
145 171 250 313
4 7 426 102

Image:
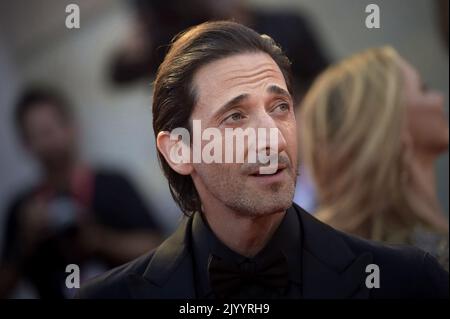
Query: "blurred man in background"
0 87 162 298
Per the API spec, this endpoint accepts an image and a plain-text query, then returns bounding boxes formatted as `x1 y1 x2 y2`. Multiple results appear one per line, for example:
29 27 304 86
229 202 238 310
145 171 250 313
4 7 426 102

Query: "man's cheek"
197 163 229 180
285 133 298 165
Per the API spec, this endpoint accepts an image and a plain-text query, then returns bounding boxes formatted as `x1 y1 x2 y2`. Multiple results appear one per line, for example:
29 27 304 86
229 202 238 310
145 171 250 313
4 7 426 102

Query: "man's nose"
253 112 287 155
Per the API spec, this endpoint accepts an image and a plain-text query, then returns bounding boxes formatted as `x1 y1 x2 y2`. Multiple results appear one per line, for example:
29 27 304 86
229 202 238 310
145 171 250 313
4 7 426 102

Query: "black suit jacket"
76 204 449 299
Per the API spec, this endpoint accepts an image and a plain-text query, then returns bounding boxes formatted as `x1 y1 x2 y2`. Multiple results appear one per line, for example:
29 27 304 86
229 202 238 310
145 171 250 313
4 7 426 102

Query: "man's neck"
44 159 78 190
202 203 286 258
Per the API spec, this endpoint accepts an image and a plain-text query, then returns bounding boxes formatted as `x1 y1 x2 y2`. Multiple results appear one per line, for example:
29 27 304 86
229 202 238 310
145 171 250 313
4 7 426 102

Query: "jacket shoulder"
294 204 448 298
75 251 154 299
339 229 449 298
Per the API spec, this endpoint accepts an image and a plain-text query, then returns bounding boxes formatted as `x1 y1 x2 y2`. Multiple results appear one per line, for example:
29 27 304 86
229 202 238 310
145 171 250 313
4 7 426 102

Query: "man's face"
190 52 298 217
23 104 76 168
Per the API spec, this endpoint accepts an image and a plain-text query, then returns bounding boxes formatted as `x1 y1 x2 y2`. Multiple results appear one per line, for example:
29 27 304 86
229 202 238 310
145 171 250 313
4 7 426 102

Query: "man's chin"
255 184 294 212
255 199 293 216
229 194 294 218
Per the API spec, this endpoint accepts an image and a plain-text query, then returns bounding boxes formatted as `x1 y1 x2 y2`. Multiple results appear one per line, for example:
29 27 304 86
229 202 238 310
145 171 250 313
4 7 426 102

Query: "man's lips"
247 166 288 185
247 163 288 176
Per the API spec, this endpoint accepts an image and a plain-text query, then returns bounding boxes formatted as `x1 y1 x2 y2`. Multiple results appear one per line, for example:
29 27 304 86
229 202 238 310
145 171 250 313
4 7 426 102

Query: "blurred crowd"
0 0 448 298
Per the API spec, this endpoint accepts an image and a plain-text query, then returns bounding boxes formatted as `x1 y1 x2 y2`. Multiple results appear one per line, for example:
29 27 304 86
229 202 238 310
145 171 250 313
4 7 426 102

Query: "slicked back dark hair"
152 21 293 215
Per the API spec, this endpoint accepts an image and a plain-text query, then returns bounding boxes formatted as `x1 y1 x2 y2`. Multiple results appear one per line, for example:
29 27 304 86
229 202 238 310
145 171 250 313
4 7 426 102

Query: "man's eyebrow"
211 86 290 121
213 93 249 120
267 85 292 101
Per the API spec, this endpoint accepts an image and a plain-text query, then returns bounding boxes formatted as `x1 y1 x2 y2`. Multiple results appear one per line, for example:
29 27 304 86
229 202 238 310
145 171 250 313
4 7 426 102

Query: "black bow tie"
207 252 289 298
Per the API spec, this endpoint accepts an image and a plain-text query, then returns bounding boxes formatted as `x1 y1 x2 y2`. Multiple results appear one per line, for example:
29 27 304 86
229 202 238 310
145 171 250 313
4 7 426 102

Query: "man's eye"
274 103 290 112
224 112 244 123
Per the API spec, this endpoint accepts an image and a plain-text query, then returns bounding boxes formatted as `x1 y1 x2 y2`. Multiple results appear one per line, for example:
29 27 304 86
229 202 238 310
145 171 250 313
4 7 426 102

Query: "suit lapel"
294 204 373 299
301 250 373 298
128 215 197 299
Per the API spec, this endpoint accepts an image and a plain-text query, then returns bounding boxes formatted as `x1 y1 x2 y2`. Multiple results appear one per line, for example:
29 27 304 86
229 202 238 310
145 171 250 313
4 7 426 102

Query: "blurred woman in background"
299 47 449 269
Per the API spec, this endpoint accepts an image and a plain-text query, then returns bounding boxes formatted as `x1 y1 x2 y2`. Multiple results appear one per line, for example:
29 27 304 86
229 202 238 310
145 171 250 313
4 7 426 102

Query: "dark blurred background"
0 0 448 297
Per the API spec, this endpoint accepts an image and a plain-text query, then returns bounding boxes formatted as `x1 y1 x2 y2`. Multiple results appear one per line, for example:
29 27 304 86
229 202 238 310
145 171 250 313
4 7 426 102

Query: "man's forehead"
26 103 60 120
192 52 287 115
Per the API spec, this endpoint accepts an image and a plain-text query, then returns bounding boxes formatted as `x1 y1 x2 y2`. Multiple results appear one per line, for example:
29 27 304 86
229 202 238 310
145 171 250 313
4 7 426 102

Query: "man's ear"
156 131 193 175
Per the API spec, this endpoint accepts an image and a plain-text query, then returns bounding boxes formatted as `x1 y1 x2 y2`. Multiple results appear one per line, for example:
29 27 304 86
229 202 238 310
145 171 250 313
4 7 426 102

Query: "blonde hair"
300 46 437 242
